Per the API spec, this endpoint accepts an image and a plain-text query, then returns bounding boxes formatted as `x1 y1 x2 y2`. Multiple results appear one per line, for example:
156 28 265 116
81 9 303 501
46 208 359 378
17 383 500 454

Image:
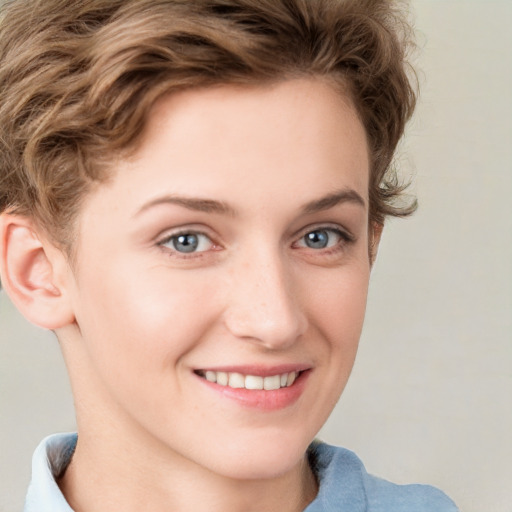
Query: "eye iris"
305 230 329 249
172 234 199 253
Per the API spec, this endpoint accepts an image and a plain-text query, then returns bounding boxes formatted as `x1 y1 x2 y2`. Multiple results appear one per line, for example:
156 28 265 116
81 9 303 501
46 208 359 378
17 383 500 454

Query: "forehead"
79 78 369 226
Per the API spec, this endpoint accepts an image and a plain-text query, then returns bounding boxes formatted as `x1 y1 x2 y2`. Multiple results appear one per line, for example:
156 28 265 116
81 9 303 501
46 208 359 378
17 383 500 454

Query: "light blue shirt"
24 433 458 511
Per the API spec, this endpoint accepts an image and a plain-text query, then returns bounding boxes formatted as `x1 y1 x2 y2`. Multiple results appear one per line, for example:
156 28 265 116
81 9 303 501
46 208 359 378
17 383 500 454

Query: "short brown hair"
0 0 417 249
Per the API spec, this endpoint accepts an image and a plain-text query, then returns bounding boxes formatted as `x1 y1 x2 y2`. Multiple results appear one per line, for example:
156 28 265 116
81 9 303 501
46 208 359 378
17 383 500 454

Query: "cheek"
289 263 370 437
72 256 222 384
306 263 370 348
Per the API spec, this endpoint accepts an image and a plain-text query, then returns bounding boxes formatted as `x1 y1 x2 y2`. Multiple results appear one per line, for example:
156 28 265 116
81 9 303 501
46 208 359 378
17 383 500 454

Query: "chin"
203 431 313 481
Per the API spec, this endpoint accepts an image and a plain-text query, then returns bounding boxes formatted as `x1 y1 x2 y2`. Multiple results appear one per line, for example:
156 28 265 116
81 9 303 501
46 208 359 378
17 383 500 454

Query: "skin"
2 78 378 512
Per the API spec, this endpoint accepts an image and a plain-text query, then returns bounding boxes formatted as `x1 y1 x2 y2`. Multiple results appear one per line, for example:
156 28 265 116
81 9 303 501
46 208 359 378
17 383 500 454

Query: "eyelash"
293 226 354 253
157 225 354 258
157 230 217 258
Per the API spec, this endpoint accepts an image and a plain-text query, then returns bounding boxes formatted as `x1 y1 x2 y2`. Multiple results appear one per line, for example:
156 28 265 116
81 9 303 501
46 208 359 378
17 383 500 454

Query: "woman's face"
62 78 372 480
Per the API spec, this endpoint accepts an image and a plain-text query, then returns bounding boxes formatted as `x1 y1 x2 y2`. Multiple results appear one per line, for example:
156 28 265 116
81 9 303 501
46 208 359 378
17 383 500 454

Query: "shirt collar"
24 434 367 512
24 433 77 512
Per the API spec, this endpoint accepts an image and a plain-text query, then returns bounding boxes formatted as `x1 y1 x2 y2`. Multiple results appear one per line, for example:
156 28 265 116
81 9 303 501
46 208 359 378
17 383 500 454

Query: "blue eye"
160 232 213 254
172 234 199 253
304 230 330 249
298 228 346 250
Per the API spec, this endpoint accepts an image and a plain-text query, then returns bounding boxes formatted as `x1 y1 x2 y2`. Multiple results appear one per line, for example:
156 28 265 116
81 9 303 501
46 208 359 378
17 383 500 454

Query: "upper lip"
193 363 312 377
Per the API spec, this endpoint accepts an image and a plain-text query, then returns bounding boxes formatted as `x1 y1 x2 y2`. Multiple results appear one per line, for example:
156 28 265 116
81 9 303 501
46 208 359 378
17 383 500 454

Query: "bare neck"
58 432 318 512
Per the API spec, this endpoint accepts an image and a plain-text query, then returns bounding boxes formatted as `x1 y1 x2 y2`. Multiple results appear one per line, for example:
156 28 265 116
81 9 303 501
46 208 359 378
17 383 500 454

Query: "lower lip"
196 371 310 411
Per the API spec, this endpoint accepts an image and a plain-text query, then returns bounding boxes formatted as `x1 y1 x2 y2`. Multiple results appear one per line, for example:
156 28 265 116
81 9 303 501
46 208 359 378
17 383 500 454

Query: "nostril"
224 305 306 349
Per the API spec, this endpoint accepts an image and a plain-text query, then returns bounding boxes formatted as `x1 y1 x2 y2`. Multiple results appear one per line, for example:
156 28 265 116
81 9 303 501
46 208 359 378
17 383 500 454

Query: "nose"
223 247 307 350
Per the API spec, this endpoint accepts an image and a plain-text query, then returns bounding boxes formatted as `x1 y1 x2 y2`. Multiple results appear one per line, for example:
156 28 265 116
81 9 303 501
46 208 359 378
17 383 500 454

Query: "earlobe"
0 214 75 329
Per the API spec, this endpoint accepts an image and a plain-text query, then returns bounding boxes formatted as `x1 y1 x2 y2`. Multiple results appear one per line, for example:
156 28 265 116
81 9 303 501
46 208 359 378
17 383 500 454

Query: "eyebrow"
301 189 366 213
135 188 365 218
135 196 237 217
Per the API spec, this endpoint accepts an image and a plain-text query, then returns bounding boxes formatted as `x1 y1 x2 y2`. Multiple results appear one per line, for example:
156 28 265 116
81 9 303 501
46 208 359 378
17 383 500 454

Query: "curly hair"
0 0 417 250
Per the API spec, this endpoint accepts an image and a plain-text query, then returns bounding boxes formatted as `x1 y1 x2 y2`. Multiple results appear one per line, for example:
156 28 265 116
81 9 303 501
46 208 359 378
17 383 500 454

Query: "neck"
59 430 317 512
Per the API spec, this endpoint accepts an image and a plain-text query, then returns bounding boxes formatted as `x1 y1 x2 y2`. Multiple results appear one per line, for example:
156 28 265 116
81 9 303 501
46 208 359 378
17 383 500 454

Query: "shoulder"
306 441 459 512
363 473 459 512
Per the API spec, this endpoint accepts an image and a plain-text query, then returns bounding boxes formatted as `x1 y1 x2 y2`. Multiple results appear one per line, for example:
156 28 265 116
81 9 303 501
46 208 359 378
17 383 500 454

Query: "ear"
0 213 75 329
369 221 383 267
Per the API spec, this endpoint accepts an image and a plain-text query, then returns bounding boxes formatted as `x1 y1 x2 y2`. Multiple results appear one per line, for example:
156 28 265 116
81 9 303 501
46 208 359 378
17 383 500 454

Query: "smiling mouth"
194 370 302 390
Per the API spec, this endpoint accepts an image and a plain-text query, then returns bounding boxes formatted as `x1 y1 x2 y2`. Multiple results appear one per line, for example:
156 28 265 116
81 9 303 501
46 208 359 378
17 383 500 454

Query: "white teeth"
201 370 300 390
245 375 264 390
205 371 217 383
228 372 245 388
263 375 281 390
287 372 297 386
216 371 228 386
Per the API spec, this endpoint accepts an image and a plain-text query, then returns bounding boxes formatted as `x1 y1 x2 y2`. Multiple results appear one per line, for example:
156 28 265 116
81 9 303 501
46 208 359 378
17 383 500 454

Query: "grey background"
1 1 511 511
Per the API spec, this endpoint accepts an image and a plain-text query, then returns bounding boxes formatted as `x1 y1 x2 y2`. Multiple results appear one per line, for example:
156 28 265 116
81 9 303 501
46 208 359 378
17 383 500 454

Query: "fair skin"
0 78 378 512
